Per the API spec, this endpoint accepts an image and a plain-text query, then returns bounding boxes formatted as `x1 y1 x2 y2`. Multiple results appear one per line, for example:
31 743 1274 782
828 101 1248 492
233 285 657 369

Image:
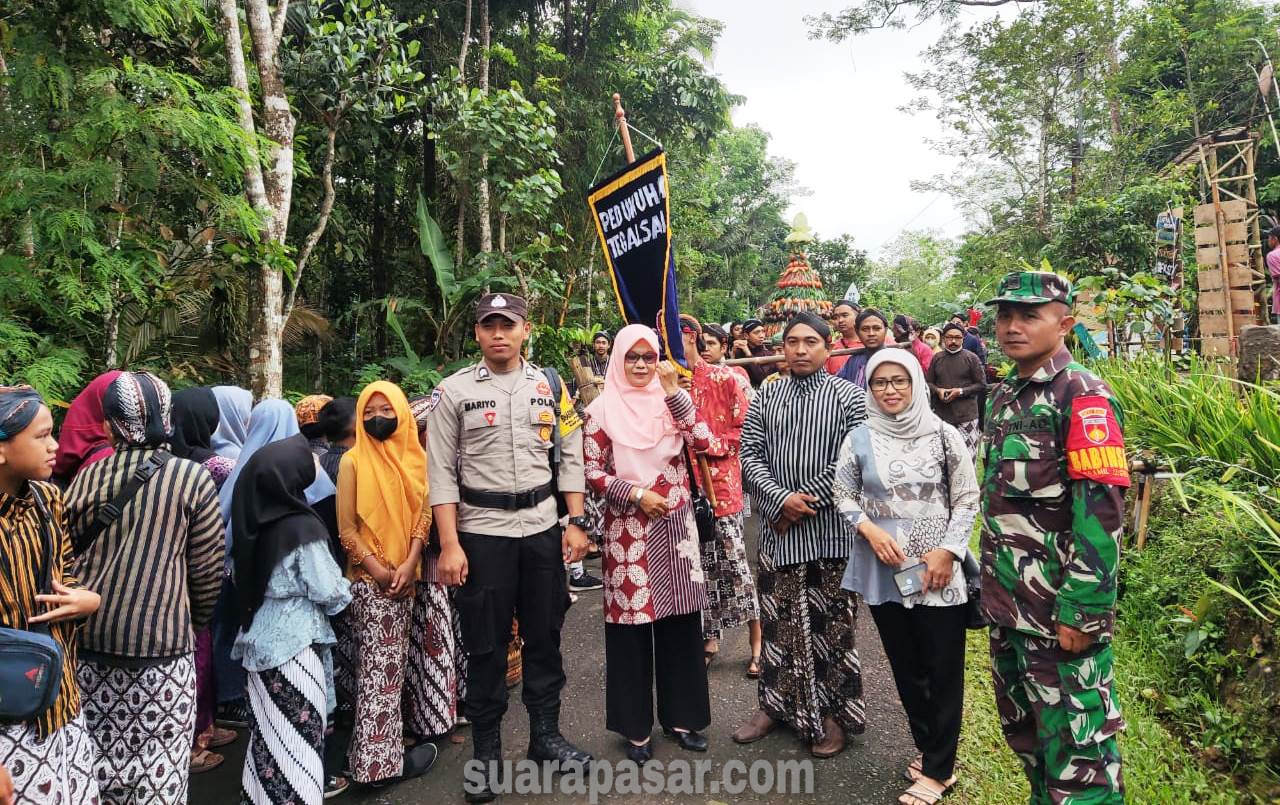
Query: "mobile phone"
893 562 927 598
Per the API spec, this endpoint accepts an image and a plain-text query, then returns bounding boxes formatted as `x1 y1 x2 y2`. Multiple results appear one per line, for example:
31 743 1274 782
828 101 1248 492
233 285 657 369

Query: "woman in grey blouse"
834 350 979 805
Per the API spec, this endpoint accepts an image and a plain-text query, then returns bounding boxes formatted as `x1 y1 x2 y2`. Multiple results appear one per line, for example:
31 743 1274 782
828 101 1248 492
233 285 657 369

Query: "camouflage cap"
985 271 1075 306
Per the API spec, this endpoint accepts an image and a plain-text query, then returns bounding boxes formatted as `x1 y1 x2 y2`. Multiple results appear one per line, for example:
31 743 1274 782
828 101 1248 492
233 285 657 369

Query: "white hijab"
864 349 942 440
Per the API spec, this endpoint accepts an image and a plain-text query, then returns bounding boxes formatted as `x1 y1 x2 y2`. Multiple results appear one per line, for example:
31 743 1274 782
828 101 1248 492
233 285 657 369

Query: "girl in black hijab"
170 388 220 465
229 434 355 804
171 386 238 770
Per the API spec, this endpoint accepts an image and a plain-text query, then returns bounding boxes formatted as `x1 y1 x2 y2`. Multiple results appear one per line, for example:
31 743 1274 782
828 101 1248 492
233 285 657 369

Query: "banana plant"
416 192 514 357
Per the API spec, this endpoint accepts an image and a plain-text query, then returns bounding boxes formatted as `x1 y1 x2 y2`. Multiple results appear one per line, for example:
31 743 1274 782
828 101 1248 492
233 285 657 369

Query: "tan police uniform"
424 292 592 791
426 360 585 536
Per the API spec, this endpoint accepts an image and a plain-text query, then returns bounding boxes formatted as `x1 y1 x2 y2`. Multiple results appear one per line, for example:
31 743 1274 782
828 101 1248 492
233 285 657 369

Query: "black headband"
856 308 888 329
742 319 765 334
942 322 966 336
782 311 831 341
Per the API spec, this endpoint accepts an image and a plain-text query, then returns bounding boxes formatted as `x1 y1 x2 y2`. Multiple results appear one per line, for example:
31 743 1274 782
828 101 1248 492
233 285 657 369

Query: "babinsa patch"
1066 395 1129 487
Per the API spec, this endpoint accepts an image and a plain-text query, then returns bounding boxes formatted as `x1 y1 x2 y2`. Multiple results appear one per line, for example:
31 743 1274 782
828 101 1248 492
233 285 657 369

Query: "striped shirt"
65 448 224 663
741 369 868 566
0 482 83 737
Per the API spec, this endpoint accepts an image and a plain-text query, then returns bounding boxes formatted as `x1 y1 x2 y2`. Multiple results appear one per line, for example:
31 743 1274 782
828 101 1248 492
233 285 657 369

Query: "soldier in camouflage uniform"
979 271 1128 804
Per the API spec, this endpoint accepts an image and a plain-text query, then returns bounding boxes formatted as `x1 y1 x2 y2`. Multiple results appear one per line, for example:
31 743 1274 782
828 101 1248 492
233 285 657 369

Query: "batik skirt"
78 653 196 804
0 712 100 804
584 488 606 542
756 554 866 744
699 512 760 640
956 417 981 459
404 578 462 738
241 646 327 805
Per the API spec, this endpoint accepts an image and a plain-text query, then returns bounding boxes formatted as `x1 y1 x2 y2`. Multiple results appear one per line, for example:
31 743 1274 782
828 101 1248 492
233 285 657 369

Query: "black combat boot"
526 705 592 772
464 724 503 803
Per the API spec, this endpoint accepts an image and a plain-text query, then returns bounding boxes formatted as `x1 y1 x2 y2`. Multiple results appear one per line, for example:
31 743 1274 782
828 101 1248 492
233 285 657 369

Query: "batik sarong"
0 712 100 804
78 653 196 804
956 417 981 459
756 554 865 743
241 646 327 805
346 580 412 783
700 512 759 640
404 580 461 738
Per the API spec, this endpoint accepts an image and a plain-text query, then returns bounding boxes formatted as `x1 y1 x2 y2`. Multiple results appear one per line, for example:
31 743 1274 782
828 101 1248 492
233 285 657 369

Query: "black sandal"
745 655 761 679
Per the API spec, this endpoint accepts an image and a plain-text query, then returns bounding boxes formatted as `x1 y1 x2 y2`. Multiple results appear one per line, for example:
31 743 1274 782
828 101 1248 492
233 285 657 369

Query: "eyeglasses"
869 377 912 392
624 352 658 366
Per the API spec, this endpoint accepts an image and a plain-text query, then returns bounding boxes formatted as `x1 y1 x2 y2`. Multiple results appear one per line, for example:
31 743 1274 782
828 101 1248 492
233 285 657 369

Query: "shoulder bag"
0 487 64 722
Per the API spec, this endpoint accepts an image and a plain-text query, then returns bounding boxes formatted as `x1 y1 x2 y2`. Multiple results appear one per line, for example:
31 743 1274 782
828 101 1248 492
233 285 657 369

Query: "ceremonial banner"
587 148 686 367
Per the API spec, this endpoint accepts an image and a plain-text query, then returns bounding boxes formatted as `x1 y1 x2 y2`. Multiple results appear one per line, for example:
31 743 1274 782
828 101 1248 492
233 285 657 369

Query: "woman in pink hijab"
583 324 714 764
52 370 123 484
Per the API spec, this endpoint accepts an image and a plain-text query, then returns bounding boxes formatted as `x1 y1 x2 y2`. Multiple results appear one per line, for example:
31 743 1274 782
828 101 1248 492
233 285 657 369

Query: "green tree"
0 0 254 398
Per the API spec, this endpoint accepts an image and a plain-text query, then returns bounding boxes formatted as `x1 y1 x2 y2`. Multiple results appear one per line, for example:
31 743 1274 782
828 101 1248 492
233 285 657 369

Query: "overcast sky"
689 0 985 258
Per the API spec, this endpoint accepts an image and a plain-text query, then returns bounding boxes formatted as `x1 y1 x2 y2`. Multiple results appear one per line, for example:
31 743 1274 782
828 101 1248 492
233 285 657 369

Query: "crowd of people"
0 270 1127 805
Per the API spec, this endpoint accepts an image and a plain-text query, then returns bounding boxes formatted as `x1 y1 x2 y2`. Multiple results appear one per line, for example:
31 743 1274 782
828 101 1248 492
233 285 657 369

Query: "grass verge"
951 518 1244 803
952 628 1239 804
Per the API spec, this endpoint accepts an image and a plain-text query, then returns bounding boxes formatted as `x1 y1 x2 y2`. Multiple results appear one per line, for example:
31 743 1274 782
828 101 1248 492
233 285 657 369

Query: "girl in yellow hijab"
337 381 438 785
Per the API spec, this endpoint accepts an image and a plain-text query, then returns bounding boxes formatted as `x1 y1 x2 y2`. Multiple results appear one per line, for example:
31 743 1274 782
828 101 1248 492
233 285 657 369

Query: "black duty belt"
461 483 554 511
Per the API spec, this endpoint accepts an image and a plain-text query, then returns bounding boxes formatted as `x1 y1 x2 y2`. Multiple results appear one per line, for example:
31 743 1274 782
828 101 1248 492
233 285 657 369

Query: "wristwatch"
567 515 591 530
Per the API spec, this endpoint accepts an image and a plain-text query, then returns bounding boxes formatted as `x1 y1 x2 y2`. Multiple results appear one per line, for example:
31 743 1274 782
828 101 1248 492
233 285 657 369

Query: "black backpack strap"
13 485 60 635
540 366 570 519
74 451 173 554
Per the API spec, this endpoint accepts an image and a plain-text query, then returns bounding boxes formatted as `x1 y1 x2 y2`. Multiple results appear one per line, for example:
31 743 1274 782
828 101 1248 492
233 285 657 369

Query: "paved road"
192 518 916 803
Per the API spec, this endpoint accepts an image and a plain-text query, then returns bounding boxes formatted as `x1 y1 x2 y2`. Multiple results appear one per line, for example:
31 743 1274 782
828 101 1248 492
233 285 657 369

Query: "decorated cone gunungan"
759 213 833 336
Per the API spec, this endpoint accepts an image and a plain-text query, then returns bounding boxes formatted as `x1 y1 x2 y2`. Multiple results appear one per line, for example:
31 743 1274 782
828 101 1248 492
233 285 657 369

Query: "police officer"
427 293 593 802
980 271 1127 804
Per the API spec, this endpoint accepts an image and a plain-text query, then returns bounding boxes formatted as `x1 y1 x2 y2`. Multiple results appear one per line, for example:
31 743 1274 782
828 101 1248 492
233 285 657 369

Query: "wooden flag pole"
611 92 715 496
722 343 912 367
613 93 636 164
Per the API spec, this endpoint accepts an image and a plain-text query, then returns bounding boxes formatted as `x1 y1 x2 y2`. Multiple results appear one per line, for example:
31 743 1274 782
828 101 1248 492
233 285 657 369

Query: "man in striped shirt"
732 312 869 760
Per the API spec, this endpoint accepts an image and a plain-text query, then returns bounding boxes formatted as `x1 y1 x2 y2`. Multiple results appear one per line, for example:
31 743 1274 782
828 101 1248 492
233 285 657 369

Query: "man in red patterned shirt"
679 315 761 677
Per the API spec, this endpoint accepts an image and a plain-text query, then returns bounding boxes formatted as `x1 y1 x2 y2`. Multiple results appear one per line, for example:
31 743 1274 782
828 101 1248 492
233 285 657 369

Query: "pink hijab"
586 324 685 486
53 370 123 480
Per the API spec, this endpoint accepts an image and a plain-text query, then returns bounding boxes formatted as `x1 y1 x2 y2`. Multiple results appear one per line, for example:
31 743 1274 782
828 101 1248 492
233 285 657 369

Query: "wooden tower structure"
1173 127 1267 357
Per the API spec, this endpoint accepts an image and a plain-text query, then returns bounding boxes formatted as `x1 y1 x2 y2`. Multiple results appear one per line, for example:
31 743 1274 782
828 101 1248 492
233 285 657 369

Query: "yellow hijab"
350 381 427 567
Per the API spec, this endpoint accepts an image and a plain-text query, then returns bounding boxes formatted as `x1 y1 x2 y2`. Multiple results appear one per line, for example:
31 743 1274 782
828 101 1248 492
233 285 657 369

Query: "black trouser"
604 611 710 742
868 602 967 781
454 528 569 730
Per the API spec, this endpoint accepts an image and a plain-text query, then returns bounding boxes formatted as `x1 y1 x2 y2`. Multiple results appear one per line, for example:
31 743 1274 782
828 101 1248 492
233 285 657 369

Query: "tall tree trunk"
370 169 391 358
477 0 493 254
457 0 472 75
561 0 572 54
421 37 436 202
455 186 467 268
285 124 338 325
454 0 472 272
1181 43 1202 139
103 295 119 368
219 0 295 398
1037 104 1051 230
1106 40 1122 140
246 0 294 398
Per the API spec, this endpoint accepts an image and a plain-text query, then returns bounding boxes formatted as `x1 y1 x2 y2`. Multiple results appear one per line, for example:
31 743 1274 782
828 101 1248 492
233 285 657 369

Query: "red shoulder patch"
1066 395 1129 487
